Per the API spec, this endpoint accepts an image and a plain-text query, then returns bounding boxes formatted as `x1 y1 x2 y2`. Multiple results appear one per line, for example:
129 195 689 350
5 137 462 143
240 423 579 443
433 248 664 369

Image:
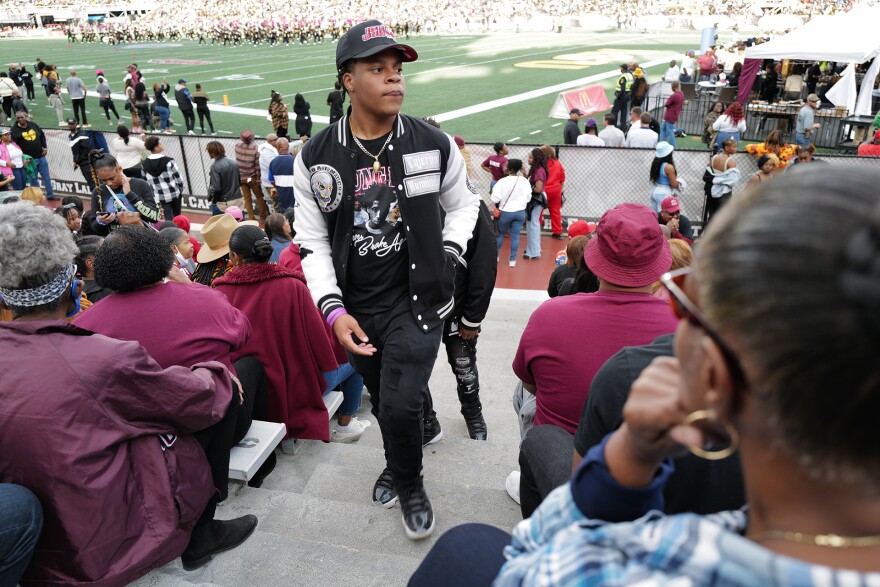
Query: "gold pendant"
372 159 381 172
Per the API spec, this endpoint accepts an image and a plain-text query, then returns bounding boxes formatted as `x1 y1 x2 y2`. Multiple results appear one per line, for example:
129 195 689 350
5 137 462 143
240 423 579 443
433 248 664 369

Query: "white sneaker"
505 471 521 505
331 417 371 444
509 260 516 267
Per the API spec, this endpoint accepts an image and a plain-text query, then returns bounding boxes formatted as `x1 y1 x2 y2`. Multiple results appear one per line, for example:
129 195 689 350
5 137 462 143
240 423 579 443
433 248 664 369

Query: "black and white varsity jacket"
293 114 480 333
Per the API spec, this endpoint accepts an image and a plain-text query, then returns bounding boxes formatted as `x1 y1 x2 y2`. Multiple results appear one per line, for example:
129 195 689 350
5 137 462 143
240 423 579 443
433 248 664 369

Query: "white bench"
228 390 345 481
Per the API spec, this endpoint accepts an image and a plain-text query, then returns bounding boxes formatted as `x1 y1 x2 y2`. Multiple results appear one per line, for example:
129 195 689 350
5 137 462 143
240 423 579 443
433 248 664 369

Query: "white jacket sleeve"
439 134 480 258
292 153 343 315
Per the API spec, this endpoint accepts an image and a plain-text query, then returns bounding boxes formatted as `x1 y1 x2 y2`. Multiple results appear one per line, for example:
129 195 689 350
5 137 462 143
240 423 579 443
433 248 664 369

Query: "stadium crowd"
6 0 854 43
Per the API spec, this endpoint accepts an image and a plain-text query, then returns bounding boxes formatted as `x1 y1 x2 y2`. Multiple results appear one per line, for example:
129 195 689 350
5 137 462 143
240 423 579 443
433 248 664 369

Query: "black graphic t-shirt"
345 132 409 313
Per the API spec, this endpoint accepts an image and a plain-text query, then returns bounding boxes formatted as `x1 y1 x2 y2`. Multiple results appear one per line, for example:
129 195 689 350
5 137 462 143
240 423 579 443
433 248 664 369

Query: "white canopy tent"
743 4 880 115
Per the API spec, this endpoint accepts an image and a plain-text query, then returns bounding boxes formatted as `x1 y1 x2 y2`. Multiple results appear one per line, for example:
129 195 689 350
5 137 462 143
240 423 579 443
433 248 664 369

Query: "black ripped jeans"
348 298 442 496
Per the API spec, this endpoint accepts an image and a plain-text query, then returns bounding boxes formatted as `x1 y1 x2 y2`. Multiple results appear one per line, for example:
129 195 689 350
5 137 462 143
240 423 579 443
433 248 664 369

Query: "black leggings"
160 198 182 221
275 126 288 138
703 191 733 228
192 390 240 527
101 99 120 120
181 109 195 132
1 97 12 119
136 104 154 130
71 98 87 124
231 356 269 444
197 109 214 133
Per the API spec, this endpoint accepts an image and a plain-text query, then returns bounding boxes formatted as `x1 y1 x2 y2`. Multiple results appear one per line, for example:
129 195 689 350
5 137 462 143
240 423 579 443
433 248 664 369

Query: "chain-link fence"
41 126 880 229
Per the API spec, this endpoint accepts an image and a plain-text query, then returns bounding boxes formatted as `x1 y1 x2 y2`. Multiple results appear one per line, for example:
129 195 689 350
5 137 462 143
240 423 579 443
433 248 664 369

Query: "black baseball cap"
66 117 78 124
336 20 418 72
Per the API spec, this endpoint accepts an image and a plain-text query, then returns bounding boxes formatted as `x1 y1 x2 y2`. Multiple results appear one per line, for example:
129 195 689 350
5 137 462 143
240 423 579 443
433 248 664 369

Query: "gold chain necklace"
753 530 880 548
350 119 394 172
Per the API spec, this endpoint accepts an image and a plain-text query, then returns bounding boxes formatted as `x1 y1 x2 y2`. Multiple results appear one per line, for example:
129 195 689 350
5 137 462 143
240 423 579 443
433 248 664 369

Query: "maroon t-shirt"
74 281 251 374
482 154 508 181
512 290 679 434
664 91 684 123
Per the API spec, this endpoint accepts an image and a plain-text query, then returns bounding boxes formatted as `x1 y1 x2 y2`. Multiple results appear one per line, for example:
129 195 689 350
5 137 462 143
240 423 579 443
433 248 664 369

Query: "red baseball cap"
567 219 597 238
661 196 681 213
583 204 672 287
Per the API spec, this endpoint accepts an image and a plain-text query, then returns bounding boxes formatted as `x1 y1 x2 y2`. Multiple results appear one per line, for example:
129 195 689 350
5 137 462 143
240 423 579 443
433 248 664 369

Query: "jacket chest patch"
403 173 441 198
402 150 440 175
309 164 343 212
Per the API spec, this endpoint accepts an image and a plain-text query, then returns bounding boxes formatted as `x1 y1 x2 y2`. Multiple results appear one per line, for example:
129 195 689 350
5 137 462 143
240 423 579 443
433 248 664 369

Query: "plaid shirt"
144 156 184 203
497 436 880 586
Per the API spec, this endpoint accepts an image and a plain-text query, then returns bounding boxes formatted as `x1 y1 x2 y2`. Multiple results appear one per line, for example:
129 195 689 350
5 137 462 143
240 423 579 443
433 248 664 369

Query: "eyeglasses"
661 267 747 388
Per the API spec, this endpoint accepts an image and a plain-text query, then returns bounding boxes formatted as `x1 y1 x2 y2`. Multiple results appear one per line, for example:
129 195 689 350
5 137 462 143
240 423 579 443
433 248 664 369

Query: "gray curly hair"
0 202 78 294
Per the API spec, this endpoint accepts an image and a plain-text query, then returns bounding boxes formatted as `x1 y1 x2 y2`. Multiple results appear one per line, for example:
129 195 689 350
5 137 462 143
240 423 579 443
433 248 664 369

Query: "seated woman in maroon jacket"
0 203 257 584
215 224 338 443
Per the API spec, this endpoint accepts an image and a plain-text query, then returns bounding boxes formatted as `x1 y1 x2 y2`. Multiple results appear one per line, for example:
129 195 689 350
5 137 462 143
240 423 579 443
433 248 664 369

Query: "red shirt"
544 158 566 193
513 291 679 434
664 91 684 123
857 142 880 157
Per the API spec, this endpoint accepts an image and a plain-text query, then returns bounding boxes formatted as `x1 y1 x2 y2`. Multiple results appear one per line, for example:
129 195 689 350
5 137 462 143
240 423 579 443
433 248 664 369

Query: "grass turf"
5 30 701 143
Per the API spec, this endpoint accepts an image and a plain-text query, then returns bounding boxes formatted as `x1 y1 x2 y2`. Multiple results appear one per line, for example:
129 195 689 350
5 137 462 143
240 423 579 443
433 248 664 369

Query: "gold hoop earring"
682 409 739 460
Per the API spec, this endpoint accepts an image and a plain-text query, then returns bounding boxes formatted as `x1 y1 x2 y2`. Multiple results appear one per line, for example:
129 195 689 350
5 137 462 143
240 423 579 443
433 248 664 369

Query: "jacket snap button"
388 145 394 150
417 315 422 320
411 263 416 269
423 325 428 331
412 295 417 301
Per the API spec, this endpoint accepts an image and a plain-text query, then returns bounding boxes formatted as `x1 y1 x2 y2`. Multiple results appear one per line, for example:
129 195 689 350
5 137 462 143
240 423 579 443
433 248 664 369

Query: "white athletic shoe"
509 260 516 267
505 471 521 505
331 417 371 444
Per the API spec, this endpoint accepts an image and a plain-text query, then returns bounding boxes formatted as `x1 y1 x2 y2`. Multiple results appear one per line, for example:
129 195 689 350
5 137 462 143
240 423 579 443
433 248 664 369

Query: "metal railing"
41 127 880 228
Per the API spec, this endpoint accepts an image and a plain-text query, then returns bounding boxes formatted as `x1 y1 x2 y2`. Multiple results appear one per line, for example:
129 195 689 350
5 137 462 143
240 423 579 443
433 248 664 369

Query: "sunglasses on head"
661 267 747 388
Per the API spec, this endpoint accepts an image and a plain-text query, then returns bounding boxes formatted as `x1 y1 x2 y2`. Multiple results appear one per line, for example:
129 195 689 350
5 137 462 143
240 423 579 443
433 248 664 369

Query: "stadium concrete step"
136 297 542 586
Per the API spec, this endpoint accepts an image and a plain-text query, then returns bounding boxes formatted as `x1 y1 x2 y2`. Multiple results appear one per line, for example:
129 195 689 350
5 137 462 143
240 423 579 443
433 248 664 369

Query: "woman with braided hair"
413 165 880 586
87 149 162 236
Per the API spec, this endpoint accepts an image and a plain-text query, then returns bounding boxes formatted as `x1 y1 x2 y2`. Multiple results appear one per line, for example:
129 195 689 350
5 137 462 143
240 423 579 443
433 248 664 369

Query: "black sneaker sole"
181 517 258 571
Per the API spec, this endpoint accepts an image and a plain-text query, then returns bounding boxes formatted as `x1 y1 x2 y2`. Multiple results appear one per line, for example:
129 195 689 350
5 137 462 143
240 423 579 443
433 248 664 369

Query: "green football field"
4 29 701 144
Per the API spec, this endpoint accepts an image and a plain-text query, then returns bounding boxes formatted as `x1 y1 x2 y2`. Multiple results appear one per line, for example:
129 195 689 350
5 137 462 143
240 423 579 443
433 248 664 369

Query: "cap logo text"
362 25 396 42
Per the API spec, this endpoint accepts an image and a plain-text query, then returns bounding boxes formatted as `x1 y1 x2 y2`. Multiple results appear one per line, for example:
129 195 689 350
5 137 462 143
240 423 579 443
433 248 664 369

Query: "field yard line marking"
551 123 562 127
508 137 521 142
199 33 649 99
433 55 675 123
529 130 542 135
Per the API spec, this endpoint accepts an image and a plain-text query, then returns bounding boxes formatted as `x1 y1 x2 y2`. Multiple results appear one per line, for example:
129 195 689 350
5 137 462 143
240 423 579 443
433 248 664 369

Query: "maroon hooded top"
214 263 335 440
0 320 232 586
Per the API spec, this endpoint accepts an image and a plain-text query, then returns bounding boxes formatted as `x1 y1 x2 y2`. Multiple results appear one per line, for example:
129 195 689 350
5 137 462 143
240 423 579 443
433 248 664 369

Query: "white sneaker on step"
331 417 371 443
505 471 521 504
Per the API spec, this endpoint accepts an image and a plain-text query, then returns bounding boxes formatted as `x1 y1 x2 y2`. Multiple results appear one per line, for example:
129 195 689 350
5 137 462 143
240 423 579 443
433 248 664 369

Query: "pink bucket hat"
583 203 672 287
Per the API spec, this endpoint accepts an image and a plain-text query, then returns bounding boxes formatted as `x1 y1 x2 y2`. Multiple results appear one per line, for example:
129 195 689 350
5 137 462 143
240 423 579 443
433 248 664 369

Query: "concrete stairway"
132 296 543 587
